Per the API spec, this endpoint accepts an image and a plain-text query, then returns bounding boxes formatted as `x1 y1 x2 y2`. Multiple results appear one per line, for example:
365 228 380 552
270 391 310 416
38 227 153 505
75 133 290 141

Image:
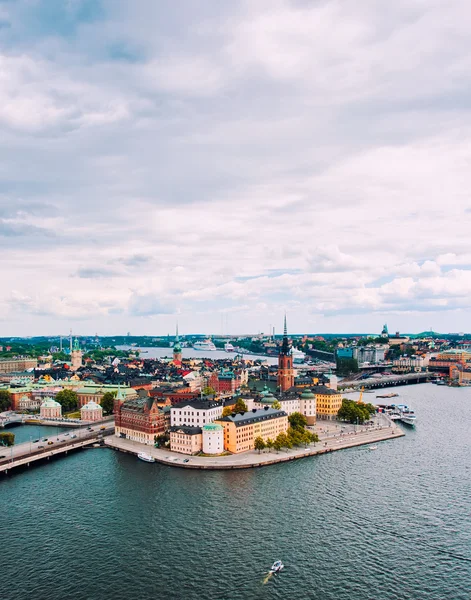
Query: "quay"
106 415 405 470
0 424 115 474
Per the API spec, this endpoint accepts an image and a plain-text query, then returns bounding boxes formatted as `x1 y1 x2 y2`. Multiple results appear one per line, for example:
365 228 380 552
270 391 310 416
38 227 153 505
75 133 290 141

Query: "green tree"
254 436 266 453
273 438 282 453
100 391 116 414
265 438 274 452
276 432 291 450
222 406 233 417
337 398 375 424
0 431 15 446
55 389 79 412
287 427 303 447
232 398 248 413
272 400 281 410
288 412 308 431
202 386 216 397
336 358 359 376
154 433 170 447
0 390 12 412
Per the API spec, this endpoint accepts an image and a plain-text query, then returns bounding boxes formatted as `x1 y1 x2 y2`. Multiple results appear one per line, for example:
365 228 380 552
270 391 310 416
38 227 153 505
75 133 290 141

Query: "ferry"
193 339 217 351
290 347 306 363
224 342 236 352
138 452 155 463
393 404 417 427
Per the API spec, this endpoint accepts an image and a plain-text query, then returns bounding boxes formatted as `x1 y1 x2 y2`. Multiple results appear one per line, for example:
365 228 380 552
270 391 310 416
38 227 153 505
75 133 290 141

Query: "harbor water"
1 383 470 600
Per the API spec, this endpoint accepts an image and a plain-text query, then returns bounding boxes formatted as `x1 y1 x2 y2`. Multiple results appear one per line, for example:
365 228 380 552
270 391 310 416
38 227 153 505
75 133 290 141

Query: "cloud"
0 0 470 334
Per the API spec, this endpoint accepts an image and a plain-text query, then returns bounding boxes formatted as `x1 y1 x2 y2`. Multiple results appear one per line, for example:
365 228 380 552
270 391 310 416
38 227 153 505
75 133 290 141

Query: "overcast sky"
1 0 470 337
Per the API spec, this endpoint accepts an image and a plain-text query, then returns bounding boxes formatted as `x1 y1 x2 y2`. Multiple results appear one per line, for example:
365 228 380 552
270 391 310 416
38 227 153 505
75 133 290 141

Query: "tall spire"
281 314 289 354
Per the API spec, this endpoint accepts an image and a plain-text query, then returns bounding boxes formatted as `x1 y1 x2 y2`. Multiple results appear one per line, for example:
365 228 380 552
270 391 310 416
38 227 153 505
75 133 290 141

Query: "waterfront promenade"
106 414 404 470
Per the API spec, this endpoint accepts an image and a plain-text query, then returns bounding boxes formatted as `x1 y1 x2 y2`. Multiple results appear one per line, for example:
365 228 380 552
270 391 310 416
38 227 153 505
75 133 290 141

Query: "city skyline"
1 1 471 336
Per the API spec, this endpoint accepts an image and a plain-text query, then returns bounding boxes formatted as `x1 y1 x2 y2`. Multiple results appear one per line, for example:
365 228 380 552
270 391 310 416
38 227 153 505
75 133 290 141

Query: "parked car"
183 459 190 463
47 441 54 445
38 445 44 449
33 439 40 443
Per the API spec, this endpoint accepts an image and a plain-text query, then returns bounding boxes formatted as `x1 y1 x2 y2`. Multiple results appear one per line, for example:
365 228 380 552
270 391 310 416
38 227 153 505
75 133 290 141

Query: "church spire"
281 314 289 354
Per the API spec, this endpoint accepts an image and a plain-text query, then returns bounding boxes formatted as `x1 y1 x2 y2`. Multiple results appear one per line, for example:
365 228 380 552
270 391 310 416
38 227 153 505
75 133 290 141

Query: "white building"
40 397 62 419
202 422 224 454
170 400 223 428
18 395 41 411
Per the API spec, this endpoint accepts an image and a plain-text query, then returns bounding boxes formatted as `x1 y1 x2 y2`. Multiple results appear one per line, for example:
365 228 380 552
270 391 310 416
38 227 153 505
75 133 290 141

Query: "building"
18 394 40 411
278 316 294 392
0 358 38 373
169 426 202 454
216 407 288 454
173 326 182 365
202 422 224 454
81 401 103 421
207 369 244 395
71 338 83 371
170 399 223 428
76 383 137 407
40 397 62 419
314 385 342 420
114 394 166 445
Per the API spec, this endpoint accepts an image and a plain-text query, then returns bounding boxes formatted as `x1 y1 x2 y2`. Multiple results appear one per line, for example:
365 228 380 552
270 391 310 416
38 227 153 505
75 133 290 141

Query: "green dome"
203 423 223 431
301 389 315 399
41 396 61 408
173 342 182 353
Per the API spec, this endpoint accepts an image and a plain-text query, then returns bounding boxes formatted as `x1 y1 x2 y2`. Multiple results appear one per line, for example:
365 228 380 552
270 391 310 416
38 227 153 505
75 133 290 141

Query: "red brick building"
114 394 166 445
150 386 200 406
278 317 294 392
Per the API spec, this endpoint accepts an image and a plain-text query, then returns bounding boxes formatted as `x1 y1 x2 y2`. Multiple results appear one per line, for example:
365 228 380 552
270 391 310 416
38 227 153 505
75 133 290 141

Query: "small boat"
369 445 378 450
376 393 399 398
138 452 155 463
224 342 235 352
270 560 284 573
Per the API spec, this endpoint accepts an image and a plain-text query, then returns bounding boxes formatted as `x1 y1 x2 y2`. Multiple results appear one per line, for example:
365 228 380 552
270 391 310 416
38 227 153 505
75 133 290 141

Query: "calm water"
7 424 71 445
1 384 470 600
117 344 279 364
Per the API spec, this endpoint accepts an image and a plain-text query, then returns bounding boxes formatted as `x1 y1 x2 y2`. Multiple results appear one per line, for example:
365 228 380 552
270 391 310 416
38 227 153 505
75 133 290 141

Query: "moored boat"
193 339 217 351
138 452 155 463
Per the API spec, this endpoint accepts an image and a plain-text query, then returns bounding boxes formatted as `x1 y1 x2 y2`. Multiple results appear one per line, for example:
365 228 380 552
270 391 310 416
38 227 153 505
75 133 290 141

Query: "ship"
290 347 306 363
193 339 217 351
138 452 155 463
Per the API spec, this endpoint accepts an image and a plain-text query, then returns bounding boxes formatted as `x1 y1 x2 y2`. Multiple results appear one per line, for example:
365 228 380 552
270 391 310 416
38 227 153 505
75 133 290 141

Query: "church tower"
277 315 294 393
71 337 83 371
173 325 182 365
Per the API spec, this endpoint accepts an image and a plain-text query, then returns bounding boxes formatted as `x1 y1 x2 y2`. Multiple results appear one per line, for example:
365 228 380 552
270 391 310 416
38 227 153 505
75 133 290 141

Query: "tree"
0 390 12 412
232 398 248 413
222 406 233 417
288 412 308 431
202 386 216 397
273 439 282 453
287 427 304 447
265 438 274 452
272 400 281 410
154 433 170 447
254 436 266 453
275 432 291 450
336 358 359 376
338 398 375 424
55 389 78 412
101 391 116 414
0 431 14 446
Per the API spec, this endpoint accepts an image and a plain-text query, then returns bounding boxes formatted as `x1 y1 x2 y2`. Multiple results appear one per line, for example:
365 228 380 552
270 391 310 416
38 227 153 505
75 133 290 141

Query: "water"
1 384 470 600
5 424 71 445
117 344 279 364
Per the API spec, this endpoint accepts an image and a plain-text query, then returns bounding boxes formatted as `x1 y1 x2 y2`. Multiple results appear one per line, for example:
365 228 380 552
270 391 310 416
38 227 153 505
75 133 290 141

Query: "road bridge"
0 413 25 428
0 425 114 474
339 372 430 391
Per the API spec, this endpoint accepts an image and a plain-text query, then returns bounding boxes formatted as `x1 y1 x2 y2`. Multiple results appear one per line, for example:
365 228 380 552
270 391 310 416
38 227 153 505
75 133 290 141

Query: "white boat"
393 404 417 427
270 560 284 573
224 342 235 352
138 452 155 463
369 445 378 450
193 339 217 351
290 347 306 363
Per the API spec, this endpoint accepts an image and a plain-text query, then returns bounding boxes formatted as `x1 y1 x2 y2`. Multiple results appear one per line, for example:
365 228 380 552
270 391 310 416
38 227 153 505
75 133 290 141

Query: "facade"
115 395 166 445
76 383 137 407
40 397 62 419
169 426 202 455
299 389 317 425
216 407 288 454
278 317 294 392
170 400 223 428
202 422 224 454
18 394 41 411
314 385 342 420
0 358 38 373
81 401 103 421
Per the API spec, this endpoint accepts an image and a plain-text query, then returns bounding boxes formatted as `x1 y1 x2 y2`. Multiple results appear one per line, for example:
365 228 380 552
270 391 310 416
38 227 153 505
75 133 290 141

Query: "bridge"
0 412 25 428
0 424 115 474
338 372 431 391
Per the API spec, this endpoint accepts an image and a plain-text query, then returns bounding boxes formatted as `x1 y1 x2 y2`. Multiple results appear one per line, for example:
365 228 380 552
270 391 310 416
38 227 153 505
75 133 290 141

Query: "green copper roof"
301 389 315 399
203 423 223 431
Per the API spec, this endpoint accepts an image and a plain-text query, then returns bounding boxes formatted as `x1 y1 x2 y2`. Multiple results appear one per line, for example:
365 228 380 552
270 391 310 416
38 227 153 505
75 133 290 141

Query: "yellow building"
169 426 202 455
313 385 342 420
216 407 288 454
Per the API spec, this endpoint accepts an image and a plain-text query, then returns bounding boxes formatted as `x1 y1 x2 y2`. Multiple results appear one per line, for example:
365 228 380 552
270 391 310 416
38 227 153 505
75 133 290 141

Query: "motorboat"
270 560 284 573
138 452 155 463
369 445 378 450
224 342 236 352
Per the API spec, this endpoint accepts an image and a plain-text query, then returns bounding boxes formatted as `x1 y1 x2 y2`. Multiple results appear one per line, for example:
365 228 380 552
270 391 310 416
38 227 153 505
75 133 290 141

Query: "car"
0 455 6 459
183 459 190 463
42 438 48 442
71 434 77 439
33 439 40 443
48 441 54 445
100 426 106 430
38 445 44 449
64 432 69 436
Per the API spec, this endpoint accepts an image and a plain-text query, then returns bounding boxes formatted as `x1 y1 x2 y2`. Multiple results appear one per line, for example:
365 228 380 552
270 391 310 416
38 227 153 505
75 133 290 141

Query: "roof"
41 397 61 408
169 426 202 435
81 400 102 410
172 399 221 411
203 423 223 431
311 385 340 395
217 407 287 427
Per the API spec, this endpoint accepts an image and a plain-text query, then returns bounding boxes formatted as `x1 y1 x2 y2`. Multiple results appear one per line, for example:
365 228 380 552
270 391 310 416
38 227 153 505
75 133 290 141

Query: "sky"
1 0 470 337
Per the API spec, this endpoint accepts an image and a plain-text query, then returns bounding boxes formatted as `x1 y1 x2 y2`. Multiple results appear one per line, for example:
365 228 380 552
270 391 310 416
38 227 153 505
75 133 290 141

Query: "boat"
270 560 284 573
369 445 378 450
436 380 447 386
224 342 235 352
137 452 155 463
393 404 417 427
376 393 399 398
193 339 217 351
290 347 306 363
